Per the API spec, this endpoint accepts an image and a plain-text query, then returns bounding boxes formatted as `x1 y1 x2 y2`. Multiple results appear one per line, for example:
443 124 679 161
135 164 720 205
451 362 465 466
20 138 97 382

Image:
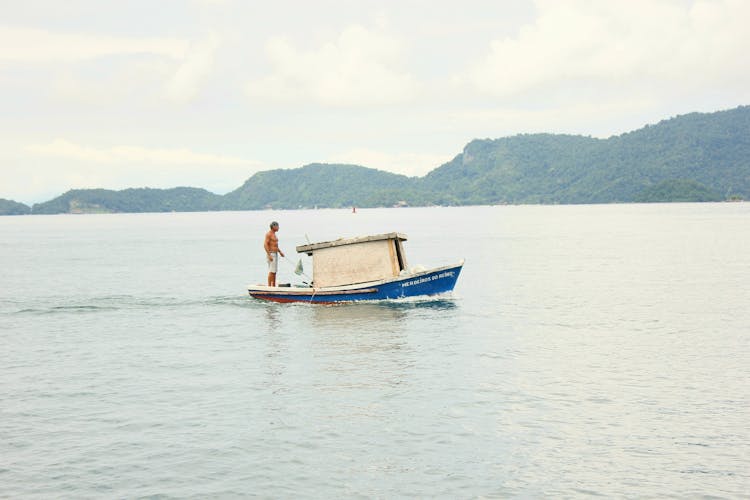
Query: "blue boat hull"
248 263 463 304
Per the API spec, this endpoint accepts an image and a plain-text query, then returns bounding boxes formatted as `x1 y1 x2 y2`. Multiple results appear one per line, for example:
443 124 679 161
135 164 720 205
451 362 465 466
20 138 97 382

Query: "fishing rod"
282 254 312 283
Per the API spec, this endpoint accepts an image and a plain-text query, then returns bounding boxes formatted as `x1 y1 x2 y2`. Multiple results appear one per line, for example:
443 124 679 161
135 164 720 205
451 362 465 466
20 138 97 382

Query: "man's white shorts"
268 252 278 273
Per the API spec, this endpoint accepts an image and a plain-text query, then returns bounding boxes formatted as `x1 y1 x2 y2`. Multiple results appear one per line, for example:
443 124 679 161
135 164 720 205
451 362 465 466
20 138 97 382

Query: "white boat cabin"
296 232 409 287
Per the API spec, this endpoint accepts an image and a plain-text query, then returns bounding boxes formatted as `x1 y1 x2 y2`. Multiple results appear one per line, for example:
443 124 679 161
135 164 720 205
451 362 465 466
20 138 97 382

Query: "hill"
31 187 222 214
222 163 420 210
633 179 722 203
422 105 750 204
420 134 603 204
6 105 750 214
0 198 31 215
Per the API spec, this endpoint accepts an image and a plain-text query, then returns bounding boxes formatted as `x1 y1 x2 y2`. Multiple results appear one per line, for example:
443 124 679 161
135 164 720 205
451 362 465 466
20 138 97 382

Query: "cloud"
0 26 188 63
447 97 664 138
246 24 419 107
164 34 221 102
327 148 453 177
48 58 173 105
12 139 263 201
463 0 750 97
26 139 252 166
0 26 219 104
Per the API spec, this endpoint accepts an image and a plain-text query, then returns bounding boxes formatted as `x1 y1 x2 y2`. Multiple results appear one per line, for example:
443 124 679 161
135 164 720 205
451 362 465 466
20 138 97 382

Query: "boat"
248 232 463 304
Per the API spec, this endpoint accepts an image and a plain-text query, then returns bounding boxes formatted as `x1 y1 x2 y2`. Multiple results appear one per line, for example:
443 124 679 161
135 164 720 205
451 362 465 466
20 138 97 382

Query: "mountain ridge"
3 105 749 215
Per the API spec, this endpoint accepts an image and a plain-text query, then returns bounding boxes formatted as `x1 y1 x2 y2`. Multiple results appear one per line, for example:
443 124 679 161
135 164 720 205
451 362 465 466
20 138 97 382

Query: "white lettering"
401 271 454 288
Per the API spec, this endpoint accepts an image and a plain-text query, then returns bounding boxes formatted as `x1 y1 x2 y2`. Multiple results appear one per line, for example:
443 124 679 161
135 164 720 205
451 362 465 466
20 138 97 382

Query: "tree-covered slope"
609 106 750 201
633 179 722 203
420 134 604 204
0 198 31 215
422 105 750 204
222 163 421 209
32 187 222 214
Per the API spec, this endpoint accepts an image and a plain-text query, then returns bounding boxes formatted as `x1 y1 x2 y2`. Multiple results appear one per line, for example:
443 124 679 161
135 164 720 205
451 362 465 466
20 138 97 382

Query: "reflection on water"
253 299 454 396
310 302 409 357
309 296 459 330
306 301 433 392
379 296 459 311
263 301 282 330
310 301 408 330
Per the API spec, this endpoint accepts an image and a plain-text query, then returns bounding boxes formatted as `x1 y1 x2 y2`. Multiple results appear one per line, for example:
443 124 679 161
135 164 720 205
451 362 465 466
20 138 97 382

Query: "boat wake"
7 294 259 316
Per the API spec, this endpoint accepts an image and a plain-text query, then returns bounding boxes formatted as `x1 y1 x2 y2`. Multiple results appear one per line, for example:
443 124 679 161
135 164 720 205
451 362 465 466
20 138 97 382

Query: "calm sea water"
1 204 749 498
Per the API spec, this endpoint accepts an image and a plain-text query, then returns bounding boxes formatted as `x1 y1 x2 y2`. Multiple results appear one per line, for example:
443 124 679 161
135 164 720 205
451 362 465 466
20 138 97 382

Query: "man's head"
270 221 279 231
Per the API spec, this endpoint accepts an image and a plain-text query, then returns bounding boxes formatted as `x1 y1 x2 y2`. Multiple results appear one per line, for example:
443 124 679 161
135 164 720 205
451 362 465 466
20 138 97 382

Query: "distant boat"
248 232 463 304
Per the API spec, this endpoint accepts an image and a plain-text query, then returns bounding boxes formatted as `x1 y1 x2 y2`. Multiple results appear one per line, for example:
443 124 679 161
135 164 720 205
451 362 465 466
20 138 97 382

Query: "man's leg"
267 253 277 286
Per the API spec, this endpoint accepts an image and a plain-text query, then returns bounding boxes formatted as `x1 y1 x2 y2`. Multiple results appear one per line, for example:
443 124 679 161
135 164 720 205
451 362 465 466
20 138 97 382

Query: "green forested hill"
0 198 31 215
6 105 750 214
633 179 722 203
608 106 750 201
31 187 222 214
420 134 604 204
422 105 750 204
222 163 420 209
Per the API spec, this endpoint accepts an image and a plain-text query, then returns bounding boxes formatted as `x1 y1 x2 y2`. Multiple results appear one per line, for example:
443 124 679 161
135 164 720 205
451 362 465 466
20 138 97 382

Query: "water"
1 204 748 498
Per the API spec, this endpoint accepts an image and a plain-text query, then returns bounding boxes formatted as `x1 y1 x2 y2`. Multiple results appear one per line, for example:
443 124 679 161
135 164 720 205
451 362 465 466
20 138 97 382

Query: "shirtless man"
264 221 284 286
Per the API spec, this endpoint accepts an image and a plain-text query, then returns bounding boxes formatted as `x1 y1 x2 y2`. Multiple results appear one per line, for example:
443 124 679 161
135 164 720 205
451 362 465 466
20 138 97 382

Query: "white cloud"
164 34 221 102
327 148 453 177
447 97 664 139
26 139 252 166
7 139 264 202
0 26 220 104
246 24 420 106
0 26 188 63
464 0 750 97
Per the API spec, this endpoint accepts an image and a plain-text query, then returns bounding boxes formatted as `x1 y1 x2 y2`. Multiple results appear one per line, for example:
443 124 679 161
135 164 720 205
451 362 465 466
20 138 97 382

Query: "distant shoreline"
2 199 747 218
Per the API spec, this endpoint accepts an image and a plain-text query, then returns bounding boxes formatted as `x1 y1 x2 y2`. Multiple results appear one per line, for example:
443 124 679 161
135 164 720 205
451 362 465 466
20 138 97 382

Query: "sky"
2 0 750 205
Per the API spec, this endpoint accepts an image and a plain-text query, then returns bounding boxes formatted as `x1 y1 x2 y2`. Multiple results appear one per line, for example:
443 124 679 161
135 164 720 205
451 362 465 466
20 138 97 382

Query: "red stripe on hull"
249 294 334 304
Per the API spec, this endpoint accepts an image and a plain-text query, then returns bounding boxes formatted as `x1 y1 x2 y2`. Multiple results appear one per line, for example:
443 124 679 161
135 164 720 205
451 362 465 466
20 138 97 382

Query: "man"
264 221 284 286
